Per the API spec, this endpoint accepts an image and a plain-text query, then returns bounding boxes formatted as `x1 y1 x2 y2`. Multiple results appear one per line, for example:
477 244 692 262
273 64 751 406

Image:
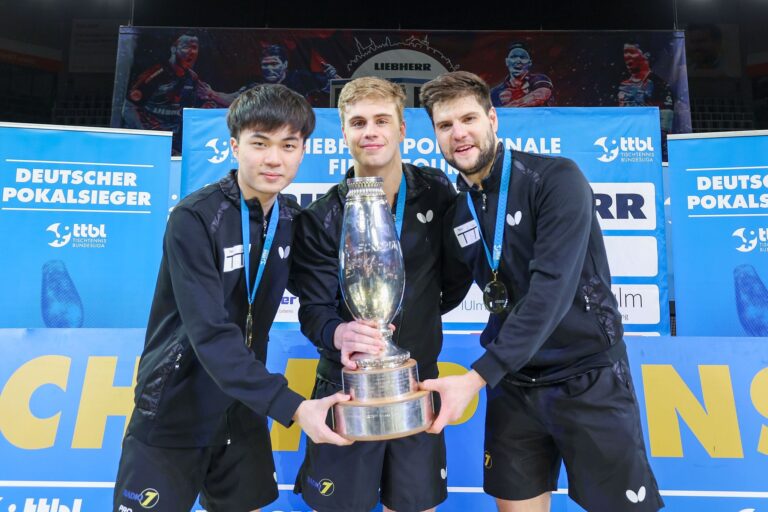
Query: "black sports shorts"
113 420 277 512
483 359 664 511
294 375 447 512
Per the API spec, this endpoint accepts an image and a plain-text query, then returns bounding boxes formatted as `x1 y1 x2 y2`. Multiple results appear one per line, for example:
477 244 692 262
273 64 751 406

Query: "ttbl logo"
594 136 655 163
46 223 107 248
205 138 231 164
733 227 768 253
17 498 83 511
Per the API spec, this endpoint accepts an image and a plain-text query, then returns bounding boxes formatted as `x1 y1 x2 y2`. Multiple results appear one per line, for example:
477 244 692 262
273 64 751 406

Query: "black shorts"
294 376 448 512
483 359 664 512
113 421 277 512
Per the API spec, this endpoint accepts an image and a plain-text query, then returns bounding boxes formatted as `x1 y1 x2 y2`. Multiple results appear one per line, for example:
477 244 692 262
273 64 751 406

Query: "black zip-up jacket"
128 170 305 447
293 164 473 383
448 145 626 388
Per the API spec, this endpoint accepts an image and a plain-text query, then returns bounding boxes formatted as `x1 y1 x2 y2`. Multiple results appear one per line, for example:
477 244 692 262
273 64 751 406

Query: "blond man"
291 77 471 512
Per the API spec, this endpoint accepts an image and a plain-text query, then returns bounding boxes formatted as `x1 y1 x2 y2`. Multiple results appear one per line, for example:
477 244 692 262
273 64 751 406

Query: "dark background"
0 0 766 130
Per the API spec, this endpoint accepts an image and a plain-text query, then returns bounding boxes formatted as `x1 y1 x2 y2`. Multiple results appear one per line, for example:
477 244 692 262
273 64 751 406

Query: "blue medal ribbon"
393 171 406 239
466 152 512 278
241 193 279 347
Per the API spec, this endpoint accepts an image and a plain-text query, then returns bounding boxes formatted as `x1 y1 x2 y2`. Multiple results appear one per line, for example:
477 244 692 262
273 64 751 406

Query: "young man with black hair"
114 84 351 512
419 71 663 512
291 76 472 512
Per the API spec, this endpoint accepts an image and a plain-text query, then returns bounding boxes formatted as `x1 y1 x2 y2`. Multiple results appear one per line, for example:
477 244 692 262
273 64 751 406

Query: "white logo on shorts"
625 485 646 503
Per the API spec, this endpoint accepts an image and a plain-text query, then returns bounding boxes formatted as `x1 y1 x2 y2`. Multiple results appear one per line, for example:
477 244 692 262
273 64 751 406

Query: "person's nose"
263 146 281 166
451 123 468 141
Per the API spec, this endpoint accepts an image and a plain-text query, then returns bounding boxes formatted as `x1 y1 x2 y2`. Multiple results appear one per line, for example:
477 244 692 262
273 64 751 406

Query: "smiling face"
230 125 305 208
431 94 498 186
341 97 405 174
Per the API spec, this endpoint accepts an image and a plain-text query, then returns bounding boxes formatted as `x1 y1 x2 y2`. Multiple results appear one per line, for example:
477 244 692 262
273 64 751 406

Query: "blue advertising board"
168 156 182 211
182 107 669 335
1 330 766 511
668 131 768 336
0 123 172 328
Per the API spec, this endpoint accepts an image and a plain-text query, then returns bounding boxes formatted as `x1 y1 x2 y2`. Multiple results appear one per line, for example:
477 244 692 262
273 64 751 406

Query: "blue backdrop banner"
1 330 766 511
0 123 172 328
668 131 768 336
182 106 669 335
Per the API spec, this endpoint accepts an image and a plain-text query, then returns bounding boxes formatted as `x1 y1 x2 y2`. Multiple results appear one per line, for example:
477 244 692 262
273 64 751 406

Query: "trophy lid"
346 176 386 199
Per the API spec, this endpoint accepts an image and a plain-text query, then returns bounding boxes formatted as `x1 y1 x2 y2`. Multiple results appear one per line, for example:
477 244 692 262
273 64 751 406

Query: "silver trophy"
333 176 435 440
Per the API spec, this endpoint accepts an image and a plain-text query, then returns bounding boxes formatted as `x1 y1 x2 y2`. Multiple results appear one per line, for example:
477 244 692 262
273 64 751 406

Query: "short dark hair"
419 71 492 121
227 83 315 141
261 44 288 61
507 42 528 53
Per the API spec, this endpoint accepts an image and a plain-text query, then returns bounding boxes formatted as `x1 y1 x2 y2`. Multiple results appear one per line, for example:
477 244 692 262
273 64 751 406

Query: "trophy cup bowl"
333 176 435 440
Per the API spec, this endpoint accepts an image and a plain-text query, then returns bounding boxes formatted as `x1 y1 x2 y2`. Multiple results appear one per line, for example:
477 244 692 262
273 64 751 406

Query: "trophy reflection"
334 177 434 440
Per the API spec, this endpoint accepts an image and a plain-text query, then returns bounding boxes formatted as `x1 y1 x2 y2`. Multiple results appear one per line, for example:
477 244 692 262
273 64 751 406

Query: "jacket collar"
219 169 268 218
336 163 430 203
456 142 505 193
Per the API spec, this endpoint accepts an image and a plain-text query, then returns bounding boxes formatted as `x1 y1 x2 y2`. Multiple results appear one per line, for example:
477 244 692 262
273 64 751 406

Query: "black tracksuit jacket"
448 145 627 388
128 170 304 447
292 164 473 383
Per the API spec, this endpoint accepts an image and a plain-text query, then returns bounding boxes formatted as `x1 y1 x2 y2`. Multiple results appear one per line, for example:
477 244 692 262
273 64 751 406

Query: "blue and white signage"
1 329 766 511
668 130 768 336
0 123 171 327
183 107 669 335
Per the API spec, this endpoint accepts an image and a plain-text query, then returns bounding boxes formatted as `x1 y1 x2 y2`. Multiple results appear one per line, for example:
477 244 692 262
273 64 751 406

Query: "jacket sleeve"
292 209 344 363
439 186 473 314
472 159 593 387
166 206 304 427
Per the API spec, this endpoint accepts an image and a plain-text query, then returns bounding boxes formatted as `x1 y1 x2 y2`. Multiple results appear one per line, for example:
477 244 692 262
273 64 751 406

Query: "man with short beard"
419 71 663 512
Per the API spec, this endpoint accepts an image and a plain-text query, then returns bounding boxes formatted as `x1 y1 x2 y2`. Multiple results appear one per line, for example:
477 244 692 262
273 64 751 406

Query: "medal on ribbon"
483 271 509 314
466 153 513 314
241 194 279 347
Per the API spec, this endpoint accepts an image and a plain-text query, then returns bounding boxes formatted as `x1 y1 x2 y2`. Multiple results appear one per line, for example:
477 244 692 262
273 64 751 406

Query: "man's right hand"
333 320 386 370
420 370 486 434
293 393 354 446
